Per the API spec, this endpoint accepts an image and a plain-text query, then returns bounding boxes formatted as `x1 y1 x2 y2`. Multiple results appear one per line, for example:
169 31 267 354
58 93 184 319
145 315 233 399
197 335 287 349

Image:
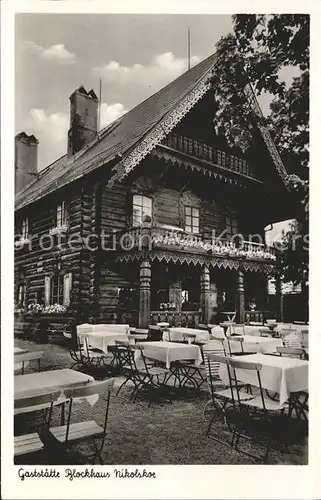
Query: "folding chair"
49 378 115 464
14 390 61 460
205 354 255 446
147 325 163 341
113 341 146 400
69 335 103 371
228 358 288 463
276 346 306 359
225 335 244 356
135 345 171 406
14 351 44 375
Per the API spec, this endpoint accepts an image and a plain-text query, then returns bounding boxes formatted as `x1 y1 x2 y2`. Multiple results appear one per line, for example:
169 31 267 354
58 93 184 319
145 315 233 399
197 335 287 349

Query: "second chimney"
67 86 98 156
15 132 39 194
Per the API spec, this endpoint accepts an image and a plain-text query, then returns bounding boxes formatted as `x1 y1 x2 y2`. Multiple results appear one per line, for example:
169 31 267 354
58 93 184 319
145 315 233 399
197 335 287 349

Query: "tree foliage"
211 15 309 284
212 14 309 170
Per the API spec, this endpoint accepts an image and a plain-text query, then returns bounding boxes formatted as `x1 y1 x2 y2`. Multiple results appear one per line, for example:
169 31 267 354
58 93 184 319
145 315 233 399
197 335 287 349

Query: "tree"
212 14 309 172
211 15 309 285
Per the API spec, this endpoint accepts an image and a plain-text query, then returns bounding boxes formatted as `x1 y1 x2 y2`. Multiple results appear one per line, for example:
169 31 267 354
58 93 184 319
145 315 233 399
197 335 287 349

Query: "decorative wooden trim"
243 83 288 183
115 250 274 274
107 73 213 187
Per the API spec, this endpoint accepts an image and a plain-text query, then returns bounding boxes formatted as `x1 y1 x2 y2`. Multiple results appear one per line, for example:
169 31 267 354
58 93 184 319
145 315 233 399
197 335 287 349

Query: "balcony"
110 226 276 263
161 134 257 179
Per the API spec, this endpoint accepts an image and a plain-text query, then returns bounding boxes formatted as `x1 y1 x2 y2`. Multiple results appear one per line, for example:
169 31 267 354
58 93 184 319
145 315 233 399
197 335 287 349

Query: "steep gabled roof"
15 51 288 211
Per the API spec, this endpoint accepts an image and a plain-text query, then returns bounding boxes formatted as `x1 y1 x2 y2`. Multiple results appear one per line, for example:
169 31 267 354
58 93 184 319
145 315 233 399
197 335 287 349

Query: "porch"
103 236 275 328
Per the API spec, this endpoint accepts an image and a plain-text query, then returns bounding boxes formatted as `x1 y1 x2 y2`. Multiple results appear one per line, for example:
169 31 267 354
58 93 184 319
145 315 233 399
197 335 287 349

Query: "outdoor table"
138 341 203 389
14 347 28 372
164 328 210 344
226 335 283 354
78 330 130 353
15 368 95 401
219 353 308 406
137 341 202 369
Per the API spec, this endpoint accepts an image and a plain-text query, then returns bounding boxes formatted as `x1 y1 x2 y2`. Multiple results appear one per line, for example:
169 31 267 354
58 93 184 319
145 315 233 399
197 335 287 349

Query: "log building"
14 53 299 335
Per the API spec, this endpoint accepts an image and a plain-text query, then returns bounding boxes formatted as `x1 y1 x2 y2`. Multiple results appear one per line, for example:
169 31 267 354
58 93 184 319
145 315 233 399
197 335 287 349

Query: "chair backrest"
114 339 130 347
64 378 115 400
282 331 303 348
147 325 163 341
14 389 61 410
258 329 271 338
276 346 306 358
225 335 244 354
228 357 267 409
14 351 44 364
233 324 246 335
64 379 115 445
203 350 226 380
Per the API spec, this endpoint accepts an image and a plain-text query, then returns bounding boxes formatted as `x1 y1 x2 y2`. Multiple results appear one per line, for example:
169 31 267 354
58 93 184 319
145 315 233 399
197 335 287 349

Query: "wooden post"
275 275 283 322
236 268 245 324
139 259 151 328
200 265 210 324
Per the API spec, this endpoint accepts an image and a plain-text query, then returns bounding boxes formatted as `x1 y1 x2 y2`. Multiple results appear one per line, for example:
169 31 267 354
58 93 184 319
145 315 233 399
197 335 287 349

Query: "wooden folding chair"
14 350 44 375
276 346 306 359
147 325 163 341
228 358 288 463
205 353 254 446
49 378 115 464
225 335 244 356
14 390 61 460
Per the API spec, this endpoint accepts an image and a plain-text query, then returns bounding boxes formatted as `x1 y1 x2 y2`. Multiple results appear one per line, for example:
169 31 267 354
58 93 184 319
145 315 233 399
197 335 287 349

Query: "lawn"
14 339 308 465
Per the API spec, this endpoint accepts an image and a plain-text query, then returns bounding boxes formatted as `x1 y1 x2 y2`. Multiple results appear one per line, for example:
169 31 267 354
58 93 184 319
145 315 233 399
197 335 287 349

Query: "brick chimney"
15 132 39 193
67 86 98 156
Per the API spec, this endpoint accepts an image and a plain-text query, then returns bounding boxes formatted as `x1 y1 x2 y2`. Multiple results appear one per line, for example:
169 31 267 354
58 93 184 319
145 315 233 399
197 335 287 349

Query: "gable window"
22 218 29 239
132 195 152 226
225 215 237 237
185 206 199 234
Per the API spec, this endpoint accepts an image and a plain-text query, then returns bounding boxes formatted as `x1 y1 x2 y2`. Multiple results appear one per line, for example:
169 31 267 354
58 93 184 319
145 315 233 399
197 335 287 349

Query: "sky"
15 13 290 241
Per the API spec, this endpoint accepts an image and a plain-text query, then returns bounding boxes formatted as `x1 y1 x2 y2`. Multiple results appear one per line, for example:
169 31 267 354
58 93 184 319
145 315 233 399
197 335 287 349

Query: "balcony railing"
162 134 255 178
111 226 276 262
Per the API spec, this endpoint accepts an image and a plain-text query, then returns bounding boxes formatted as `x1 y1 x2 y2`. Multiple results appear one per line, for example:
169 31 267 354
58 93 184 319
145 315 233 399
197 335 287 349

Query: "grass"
14 338 308 465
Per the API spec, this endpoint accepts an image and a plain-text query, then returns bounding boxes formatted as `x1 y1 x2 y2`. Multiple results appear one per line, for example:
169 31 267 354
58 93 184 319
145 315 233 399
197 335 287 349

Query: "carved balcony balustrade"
161 134 258 179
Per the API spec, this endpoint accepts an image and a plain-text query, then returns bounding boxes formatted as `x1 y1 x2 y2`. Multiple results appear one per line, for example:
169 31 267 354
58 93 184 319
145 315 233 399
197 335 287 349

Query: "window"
51 274 64 304
132 195 152 226
17 283 26 308
185 206 199 234
225 215 237 237
22 218 29 239
44 272 72 306
56 201 67 228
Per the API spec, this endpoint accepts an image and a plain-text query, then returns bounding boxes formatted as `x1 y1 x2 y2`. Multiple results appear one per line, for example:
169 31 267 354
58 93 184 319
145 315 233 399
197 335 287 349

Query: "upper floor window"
185 206 199 234
57 201 67 228
132 195 152 226
22 218 29 239
225 215 237 237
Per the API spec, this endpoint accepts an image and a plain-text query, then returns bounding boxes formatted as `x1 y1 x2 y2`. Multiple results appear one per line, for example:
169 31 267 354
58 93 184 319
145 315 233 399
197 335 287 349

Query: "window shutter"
44 276 51 305
63 272 72 306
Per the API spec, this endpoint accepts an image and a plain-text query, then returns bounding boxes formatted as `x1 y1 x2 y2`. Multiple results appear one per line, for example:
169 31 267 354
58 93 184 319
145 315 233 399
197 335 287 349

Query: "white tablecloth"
164 327 210 343
78 331 130 353
226 335 283 354
77 323 129 334
138 341 202 369
15 368 96 404
219 353 308 405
